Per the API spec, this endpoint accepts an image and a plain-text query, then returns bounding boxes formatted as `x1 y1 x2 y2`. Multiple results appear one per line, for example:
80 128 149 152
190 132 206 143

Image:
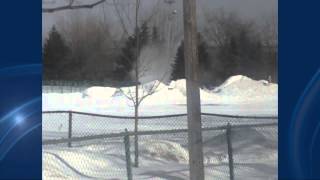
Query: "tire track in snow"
44 151 104 180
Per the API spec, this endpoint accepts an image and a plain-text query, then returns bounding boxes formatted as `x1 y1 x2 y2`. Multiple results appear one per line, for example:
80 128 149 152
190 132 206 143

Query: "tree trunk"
134 103 139 167
183 0 205 179
134 0 140 168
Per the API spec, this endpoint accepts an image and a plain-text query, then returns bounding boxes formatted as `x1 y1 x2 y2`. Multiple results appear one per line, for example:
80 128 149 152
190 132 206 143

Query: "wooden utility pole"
183 0 205 179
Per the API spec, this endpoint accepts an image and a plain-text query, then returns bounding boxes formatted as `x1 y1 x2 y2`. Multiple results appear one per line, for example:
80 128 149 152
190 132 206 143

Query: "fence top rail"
42 110 278 120
201 113 278 119
42 110 187 119
42 122 278 145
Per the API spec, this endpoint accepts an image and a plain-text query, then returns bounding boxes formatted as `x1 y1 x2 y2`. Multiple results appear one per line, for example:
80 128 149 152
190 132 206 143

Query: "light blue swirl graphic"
0 64 42 163
0 123 41 161
0 97 41 162
0 97 41 123
310 121 320 175
0 64 41 77
290 68 320 178
0 110 38 145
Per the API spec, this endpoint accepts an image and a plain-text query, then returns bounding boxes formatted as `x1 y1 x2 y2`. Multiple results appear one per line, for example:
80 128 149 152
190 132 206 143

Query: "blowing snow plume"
129 43 178 84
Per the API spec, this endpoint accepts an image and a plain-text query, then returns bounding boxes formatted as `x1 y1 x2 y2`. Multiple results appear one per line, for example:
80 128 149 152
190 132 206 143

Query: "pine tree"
43 26 71 81
171 41 185 80
171 33 209 80
218 35 238 78
139 22 150 47
152 26 160 44
114 22 150 81
114 35 136 81
217 27 263 79
198 34 210 70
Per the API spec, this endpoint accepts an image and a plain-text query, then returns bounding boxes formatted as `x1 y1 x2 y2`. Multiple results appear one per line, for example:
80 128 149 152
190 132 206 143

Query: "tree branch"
112 0 130 36
42 0 107 13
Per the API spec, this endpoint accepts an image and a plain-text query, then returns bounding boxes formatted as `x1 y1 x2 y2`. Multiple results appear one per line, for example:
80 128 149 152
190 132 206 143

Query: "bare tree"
203 10 255 48
43 0 173 168
118 70 164 167
103 0 171 167
119 49 170 167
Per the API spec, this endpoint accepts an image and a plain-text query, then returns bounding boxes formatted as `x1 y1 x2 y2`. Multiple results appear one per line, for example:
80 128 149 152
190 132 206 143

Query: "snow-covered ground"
43 75 278 116
42 75 278 180
43 126 277 180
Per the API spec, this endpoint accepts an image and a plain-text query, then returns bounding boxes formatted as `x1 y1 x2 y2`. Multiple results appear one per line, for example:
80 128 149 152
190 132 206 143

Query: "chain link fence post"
124 129 133 180
68 111 72 147
226 123 234 180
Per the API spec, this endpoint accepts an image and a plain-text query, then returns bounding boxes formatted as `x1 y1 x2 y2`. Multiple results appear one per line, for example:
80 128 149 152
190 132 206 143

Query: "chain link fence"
42 111 277 180
43 136 127 179
42 111 277 139
231 124 278 180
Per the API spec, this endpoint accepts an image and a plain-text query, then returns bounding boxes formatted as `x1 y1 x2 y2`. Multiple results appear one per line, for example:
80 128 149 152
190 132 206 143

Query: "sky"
42 0 277 40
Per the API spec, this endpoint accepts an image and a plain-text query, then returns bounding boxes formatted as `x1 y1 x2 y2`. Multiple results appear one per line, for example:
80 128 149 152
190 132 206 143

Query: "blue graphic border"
279 0 320 179
0 0 42 179
0 0 320 179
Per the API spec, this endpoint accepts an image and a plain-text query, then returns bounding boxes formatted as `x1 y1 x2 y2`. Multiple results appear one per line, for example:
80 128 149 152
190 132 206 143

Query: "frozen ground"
42 75 278 179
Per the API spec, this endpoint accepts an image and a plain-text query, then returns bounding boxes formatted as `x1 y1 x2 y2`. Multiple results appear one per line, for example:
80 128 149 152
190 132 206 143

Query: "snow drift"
83 87 116 99
211 75 278 103
42 75 278 115
141 140 189 163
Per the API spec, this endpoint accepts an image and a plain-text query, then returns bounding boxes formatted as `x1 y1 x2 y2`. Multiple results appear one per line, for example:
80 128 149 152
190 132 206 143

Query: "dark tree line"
43 12 277 87
43 22 157 85
43 26 74 81
213 24 265 83
171 33 209 80
203 11 277 86
113 22 151 81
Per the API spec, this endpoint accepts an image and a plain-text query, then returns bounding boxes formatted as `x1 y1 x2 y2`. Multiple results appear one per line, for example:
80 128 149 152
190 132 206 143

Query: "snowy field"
43 126 277 180
42 75 278 179
43 75 277 116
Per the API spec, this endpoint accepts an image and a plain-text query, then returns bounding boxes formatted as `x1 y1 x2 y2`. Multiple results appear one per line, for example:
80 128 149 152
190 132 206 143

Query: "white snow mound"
42 75 278 112
83 87 116 99
165 75 277 104
141 140 189 163
212 75 278 103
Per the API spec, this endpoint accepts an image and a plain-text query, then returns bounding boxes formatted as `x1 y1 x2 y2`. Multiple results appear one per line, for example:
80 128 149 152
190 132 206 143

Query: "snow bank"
205 127 276 153
141 140 189 163
83 87 116 99
162 75 277 104
211 75 278 103
43 149 126 179
141 81 187 105
43 153 78 180
42 75 278 114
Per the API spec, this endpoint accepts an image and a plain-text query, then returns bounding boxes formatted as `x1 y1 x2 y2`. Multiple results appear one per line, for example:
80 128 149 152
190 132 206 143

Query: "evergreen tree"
152 26 160 43
217 35 238 79
114 35 136 81
217 26 263 79
171 33 209 80
43 26 71 81
198 34 210 70
139 22 150 47
114 22 150 81
171 41 184 80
